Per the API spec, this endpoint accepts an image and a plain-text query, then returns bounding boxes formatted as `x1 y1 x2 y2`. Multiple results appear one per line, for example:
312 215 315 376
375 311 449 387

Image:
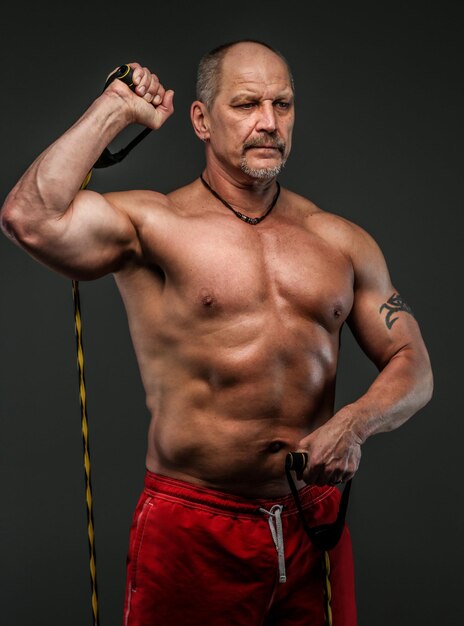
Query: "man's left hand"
296 412 362 485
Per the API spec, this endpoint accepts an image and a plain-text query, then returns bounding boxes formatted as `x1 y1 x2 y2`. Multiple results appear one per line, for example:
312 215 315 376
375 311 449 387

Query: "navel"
267 441 284 454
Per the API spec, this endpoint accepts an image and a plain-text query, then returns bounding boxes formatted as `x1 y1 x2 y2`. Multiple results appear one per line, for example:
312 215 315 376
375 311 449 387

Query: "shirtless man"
1 40 432 626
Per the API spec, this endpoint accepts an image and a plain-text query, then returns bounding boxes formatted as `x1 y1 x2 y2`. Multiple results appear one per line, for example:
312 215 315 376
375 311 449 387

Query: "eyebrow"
229 92 294 104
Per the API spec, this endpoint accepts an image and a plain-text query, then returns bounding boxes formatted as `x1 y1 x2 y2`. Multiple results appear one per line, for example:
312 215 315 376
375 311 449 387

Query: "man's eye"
275 102 290 109
238 103 255 109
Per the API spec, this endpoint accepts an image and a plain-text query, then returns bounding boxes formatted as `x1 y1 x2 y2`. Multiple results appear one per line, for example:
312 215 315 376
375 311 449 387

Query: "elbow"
422 364 434 407
415 357 434 412
1 190 43 249
404 341 434 411
0 192 22 243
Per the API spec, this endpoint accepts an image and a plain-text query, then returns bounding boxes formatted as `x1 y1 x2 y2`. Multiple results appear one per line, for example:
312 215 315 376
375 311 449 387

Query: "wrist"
332 404 368 445
95 89 134 131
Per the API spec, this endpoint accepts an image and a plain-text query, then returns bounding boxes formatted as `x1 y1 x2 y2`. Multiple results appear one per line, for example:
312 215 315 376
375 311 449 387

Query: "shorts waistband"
143 470 336 517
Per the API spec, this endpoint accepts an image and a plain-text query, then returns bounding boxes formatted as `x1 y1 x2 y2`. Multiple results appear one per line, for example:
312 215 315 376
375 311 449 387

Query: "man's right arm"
0 63 174 279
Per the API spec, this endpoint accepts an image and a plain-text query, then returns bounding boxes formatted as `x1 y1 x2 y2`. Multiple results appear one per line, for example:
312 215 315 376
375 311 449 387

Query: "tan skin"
1 43 432 498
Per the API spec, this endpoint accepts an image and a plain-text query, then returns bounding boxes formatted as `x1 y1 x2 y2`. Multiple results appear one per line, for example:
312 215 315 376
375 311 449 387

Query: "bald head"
196 39 295 110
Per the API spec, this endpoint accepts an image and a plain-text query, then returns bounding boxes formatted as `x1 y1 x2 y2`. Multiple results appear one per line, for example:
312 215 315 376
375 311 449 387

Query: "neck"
200 174 280 226
201 167 278 216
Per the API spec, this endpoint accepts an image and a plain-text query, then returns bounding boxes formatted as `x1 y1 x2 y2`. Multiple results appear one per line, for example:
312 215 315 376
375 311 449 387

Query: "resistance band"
72 65 151 626
285 452 353 626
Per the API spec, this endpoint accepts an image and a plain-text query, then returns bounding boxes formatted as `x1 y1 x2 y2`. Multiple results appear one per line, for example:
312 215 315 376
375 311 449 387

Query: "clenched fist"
105 62 175 131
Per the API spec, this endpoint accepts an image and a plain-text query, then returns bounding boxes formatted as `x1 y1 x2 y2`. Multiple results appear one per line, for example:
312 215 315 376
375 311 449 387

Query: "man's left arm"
299 225 433 485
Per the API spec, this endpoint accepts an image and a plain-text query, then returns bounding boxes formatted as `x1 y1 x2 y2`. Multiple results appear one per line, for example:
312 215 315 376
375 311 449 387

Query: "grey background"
1 2 462 625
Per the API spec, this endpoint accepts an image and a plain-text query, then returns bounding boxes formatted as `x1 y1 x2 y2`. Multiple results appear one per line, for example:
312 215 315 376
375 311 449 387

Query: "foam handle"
104 64 135 91
285 451 308 474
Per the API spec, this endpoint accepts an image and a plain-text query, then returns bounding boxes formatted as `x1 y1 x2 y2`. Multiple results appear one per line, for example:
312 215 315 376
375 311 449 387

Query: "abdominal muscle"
146 410 323 499
115 224 345 498
141 324 339 499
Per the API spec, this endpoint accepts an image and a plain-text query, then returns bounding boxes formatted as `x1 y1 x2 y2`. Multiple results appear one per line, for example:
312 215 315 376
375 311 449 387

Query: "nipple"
200 288 215 307
333 302 343 318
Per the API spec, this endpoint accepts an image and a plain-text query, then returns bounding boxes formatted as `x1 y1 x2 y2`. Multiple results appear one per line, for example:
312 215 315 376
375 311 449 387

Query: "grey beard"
239 154 287 180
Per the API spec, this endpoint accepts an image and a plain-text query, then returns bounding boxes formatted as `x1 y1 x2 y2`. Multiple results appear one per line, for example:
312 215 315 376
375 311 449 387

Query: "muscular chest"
157 215 354 331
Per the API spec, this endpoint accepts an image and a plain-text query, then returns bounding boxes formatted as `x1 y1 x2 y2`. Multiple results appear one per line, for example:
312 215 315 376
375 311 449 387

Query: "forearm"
1 92 130 237
335 345 433 443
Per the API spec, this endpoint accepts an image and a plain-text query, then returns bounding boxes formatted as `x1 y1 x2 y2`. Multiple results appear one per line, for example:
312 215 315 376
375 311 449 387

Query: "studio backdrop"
1 3 462 625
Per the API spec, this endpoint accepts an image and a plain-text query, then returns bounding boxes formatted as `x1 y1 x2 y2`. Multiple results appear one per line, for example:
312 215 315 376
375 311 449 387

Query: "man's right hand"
104 62 175 130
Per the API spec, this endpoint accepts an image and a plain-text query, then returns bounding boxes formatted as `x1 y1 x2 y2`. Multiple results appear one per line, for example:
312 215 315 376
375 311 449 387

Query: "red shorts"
123 471 357 626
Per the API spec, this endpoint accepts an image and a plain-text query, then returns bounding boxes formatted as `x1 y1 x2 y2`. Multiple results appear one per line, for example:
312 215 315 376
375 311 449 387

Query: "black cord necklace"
199 174 281 225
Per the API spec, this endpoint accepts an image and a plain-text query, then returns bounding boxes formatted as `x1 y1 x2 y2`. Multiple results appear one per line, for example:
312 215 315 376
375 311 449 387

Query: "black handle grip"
94 64 150 169
104 64 135 91
285 451 308 474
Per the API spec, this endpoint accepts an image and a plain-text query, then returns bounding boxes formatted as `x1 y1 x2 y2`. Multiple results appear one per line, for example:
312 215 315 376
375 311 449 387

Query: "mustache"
243 135 286 153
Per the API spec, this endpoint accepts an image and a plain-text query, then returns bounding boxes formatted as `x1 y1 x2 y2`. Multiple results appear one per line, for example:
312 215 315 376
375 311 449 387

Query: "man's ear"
190 101 211 142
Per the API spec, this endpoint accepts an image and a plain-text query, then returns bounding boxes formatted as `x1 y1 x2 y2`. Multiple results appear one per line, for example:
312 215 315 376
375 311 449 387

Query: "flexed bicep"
1 60 174 281
21 189 141 280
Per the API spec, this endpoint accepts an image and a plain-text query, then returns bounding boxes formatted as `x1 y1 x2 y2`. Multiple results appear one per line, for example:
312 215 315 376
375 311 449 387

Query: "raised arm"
298 223 433 485
0 63 174 279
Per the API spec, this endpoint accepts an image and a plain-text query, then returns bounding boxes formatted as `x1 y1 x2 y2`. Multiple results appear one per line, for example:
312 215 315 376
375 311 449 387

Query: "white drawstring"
259 504 286 583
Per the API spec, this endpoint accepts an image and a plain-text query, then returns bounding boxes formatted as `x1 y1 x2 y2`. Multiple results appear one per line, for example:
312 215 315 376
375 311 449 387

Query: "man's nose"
255 102 277 133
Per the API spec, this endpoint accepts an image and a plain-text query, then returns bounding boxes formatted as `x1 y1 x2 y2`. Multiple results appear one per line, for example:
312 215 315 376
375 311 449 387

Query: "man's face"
206 44 295 181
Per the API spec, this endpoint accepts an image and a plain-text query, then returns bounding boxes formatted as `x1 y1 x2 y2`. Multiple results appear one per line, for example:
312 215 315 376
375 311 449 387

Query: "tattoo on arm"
379 292 414 329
